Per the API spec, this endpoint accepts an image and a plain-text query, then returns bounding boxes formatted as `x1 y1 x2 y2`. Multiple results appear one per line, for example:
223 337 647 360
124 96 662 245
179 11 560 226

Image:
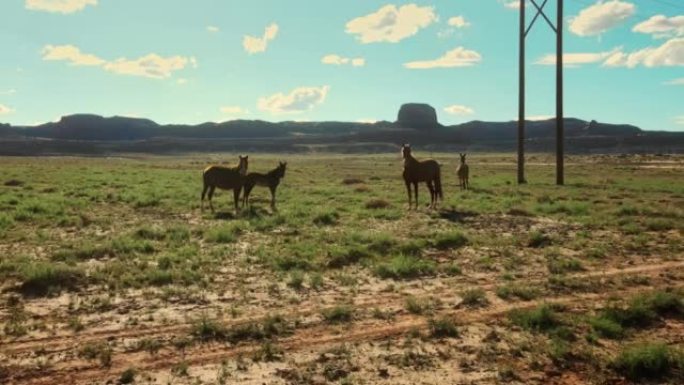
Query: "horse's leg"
208 186 216 213
466 177 469 190
201 184 208 212
233 188 241 214
269 185 277 211
405 180 412 210
427 181 435 209
413 182 418 210
243 184 251 208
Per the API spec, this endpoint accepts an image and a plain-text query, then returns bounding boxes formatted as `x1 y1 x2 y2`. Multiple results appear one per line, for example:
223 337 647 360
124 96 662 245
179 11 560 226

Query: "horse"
201 155 248 213
456 153 469 190
242 161 287 211
401 144 442 209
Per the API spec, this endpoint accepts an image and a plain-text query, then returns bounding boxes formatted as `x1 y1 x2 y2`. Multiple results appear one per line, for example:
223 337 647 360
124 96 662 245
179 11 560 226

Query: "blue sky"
0 0 682 130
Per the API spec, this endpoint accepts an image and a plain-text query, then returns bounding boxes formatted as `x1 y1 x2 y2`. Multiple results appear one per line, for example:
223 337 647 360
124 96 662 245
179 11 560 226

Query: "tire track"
3 259 682 357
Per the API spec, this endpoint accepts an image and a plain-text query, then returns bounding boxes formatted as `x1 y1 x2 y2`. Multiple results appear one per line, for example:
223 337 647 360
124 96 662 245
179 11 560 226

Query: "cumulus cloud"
633 15 684 39
243 23 279 54
42 44 105 66
356 118 378 124
501 1 521 10
0 104 14 115
220 106 248 115
404 47 481 69
258 86 330 114
0 89 17 96
676 116 684 125
26 0 96 14
448 16 470 28
41 44 193 79
666 77 684 85
444 105 474 116
207 25 220 33
321 54 366 67
346 4 437 43
603 38 684 67
569 1 635 37
535 48 621 67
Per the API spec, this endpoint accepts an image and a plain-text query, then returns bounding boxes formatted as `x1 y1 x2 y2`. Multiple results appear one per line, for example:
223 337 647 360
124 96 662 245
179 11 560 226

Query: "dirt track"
4 260 682 385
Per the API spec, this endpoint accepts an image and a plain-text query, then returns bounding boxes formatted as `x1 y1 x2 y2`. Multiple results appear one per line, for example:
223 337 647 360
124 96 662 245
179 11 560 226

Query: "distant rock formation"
396 103 439 130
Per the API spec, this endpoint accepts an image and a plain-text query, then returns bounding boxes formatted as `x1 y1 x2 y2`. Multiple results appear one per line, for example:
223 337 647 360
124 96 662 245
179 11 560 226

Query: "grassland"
0 152 682 385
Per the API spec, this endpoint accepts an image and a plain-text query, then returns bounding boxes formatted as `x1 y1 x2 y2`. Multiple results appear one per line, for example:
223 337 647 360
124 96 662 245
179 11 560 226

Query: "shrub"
428 316 459 338
322 306 354 324
191 315 227 342
205 224 243 243
527 231 551 248
461 288 489 308
20 263 86 296
326 246 371 269
509 304 559 332
613 343 682 381
433 231 468 250
589 316 624 339
365 199 390 209
374 255 436 280
313 211 339 226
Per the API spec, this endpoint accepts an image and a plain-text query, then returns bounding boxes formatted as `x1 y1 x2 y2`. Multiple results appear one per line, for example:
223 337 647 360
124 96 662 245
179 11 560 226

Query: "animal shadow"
436 207 478 223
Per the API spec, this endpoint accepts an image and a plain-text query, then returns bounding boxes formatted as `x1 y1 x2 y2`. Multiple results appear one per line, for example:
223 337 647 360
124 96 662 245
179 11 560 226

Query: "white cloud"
346 4 437 43
220 106 248 115
207 25 220 33
444 104 474 115
41 44 194 79
0 104 14 115
448 16 470 28
404 47 481 69
633 15 684 39
243 23 279 54
676 116 684 125
321 54 366 67
357 118 378 124
603 38 684 67
104 54 190 79
258 86 330 114
535 48 620 66
26 0 96 14
42 44 105 66
0 89 17 96
176 78 188 85
666 77 684 85
569 1 635 37
527 115 554 121
501 1 521 10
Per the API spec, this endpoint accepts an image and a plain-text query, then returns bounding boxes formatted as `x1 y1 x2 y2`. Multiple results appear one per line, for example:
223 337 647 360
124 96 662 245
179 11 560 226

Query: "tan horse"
401 144 442 209
457 153 469 190
242 161 287 211
201 155 248 213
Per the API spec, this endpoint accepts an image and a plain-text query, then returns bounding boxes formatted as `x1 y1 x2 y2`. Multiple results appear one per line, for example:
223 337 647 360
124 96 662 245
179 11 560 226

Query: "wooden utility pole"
518 0 565 185
518 0 526 184
556 0 564 185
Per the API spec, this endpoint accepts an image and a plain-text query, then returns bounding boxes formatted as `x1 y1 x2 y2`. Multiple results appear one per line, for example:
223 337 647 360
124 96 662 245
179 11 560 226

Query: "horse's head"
277 161 287 178
401 144 411 159
238 155 249 175
459 153 467 164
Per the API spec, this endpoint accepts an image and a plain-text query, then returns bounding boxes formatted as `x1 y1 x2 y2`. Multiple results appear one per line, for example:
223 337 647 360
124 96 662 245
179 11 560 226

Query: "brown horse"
201 155 248 213
457 153 469 190
401 144 442 209
242 161 287 211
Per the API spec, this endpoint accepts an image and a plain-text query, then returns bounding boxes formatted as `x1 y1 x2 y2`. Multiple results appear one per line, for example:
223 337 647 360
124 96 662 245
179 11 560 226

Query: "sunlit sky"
0 0 683 130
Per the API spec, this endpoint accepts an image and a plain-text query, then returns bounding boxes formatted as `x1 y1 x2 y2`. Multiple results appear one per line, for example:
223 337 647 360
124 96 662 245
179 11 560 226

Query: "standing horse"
201 155 248 213
242 161 287 211
457 153 469 190
401 144 442 209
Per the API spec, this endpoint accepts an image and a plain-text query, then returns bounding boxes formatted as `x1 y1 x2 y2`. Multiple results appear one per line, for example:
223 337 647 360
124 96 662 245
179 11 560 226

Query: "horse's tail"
435 168 443 200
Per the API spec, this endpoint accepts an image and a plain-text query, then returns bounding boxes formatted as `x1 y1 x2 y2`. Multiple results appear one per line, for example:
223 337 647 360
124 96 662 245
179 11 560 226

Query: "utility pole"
518 0 526 184
556 0 564 185
518 0 565 185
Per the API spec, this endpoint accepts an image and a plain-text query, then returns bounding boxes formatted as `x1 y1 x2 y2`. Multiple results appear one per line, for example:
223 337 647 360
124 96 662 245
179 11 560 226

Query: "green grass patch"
374 255 436 280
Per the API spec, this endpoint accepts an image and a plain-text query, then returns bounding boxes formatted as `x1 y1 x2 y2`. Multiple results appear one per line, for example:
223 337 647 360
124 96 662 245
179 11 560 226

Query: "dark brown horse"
401 144 442 209
201 155 248 213
242 161 287 211
456 153 469 190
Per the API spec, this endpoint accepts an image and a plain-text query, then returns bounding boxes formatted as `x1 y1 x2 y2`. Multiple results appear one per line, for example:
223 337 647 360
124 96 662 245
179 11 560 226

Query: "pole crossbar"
525 0 556 37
